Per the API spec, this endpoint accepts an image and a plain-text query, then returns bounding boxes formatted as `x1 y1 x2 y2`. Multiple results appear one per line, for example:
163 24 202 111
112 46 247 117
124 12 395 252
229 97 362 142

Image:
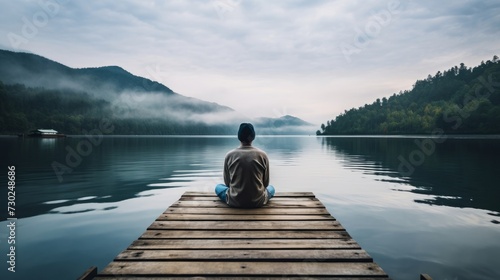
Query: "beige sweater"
224 145 270 208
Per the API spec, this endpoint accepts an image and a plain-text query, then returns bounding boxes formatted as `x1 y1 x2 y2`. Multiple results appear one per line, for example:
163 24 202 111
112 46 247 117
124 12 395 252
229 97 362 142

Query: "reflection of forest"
322 136 500 214
0 137 233 220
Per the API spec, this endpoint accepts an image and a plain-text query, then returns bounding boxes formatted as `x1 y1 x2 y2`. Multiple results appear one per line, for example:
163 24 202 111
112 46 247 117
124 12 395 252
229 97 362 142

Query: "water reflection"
321 136 500 216
2 135 500 280
0 136 233 220
3 135 499 220
148 169 222 188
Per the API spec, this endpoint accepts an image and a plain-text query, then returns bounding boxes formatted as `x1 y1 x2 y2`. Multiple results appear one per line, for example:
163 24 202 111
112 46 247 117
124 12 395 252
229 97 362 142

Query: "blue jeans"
215 184 275 203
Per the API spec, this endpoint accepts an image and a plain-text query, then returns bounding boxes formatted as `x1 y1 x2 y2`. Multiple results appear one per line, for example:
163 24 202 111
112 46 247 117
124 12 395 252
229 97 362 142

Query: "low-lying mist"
111 91 246 125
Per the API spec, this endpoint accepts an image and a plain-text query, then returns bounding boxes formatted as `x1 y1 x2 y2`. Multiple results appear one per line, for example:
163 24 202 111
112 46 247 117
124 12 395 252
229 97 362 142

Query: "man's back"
224 145 269 208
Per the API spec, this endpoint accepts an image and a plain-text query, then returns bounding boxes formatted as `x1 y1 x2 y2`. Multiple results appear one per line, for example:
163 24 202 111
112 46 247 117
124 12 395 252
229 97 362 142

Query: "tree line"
0 82 233 135
317 56 500 135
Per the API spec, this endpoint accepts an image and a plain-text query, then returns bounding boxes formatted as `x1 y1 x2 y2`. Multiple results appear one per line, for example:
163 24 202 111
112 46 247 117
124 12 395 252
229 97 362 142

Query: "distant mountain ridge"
0 49 175 95
256 115 312 127
0 49 314 135
255 115 314 134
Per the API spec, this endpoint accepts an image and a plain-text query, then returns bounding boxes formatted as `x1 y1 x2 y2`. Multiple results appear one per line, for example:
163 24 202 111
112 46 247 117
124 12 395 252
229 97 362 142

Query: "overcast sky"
1 0 499 125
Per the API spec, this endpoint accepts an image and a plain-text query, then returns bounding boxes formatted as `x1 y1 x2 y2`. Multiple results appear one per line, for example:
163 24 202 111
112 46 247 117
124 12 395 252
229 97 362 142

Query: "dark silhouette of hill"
0 49 174 95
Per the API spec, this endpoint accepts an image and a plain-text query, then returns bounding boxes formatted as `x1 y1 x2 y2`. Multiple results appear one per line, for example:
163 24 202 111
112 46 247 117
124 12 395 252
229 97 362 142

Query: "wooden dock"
92 191 390 279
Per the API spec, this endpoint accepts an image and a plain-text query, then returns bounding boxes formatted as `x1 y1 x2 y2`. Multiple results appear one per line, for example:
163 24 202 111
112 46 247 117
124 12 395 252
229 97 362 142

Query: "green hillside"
318 56 500 135
0 82 235 135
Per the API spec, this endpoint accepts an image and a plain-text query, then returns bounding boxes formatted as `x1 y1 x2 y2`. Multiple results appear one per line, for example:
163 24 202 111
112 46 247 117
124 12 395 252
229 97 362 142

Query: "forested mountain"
317 56 500 135
0 82 235 135
0 49 174 95
255 115 314 134
0 49 314 135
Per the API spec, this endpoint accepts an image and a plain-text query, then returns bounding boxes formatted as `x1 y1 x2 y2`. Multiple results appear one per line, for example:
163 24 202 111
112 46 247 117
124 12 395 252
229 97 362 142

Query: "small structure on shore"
19 129 66 138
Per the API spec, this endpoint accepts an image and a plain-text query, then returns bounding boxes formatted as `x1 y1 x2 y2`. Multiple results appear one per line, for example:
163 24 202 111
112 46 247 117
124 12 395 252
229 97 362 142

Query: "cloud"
1 0 499 125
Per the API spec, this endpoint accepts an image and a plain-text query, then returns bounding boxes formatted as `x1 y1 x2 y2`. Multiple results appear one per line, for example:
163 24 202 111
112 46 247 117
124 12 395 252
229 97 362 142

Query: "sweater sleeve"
223 153 230 187
263 153 270 187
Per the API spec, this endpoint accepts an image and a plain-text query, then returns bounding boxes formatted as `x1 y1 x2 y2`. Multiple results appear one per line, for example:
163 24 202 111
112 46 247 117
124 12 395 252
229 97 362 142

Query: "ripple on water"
43 199 71 205
77 196 98 201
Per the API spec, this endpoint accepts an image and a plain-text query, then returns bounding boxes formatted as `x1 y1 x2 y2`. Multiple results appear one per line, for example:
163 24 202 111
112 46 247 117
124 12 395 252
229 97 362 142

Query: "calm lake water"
1 135 500 280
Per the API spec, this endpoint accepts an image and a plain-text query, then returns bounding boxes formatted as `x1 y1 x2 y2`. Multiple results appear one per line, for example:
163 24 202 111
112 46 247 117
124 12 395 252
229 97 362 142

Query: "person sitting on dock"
215 123 275 208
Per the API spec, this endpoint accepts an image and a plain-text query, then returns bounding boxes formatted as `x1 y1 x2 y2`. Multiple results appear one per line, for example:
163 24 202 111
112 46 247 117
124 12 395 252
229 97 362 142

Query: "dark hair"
238 123 255 143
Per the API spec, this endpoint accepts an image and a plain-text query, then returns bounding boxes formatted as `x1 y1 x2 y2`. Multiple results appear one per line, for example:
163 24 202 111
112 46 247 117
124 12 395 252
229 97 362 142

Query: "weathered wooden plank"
95 277 389 280
157 213 335 221
98 261 387 277
182 191 316 197
148 220 344 230
179 196 318 201
128 239 360 250
164 207 330 215
140 230 350 239
116 249 372 262
170 200 326 208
